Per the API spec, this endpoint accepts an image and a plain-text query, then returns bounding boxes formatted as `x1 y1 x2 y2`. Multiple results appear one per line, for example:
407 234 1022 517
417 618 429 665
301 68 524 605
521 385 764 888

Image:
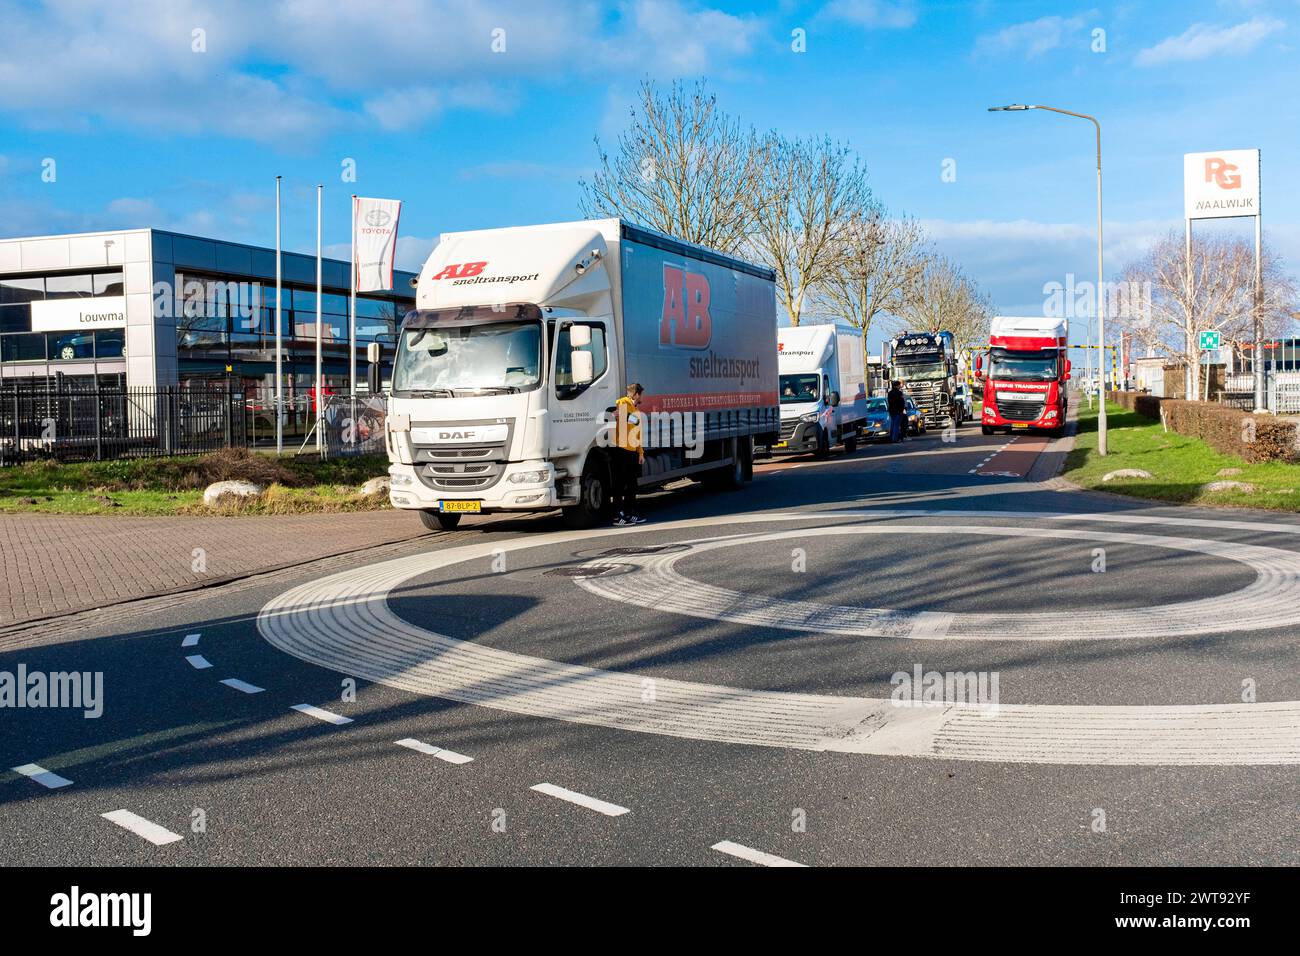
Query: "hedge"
1106 392 1298 463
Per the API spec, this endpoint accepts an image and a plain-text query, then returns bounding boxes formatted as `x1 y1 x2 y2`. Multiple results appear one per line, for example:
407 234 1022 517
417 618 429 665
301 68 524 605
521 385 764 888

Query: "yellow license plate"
773 441 788 448
440 500 481 513
1012 423 1030 429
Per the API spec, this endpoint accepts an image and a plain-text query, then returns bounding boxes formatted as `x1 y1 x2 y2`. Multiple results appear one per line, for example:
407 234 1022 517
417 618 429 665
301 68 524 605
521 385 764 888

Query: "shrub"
1108 392 1298 463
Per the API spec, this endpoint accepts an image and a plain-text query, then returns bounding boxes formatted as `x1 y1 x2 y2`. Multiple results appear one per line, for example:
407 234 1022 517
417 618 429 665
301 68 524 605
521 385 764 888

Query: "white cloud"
818 0 917 29
1136 16 1285 66
0 0 762 142
919 217 1178 315
973 15 1085 59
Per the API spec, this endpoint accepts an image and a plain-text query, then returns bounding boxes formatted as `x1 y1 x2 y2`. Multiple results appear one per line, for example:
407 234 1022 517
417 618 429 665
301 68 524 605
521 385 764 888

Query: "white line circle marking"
256 510 1300 765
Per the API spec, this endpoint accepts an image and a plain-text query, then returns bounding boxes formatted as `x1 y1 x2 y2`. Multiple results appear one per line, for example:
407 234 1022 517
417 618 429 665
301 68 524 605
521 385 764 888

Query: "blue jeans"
889 413 906 442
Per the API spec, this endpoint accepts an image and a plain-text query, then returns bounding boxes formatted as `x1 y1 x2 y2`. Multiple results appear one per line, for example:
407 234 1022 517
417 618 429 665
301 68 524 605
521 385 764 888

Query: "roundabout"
257 510 1300 767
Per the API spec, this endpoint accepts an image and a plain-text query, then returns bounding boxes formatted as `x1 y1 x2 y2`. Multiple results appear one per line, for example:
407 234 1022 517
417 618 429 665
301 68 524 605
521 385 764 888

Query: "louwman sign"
1183 149 1260 220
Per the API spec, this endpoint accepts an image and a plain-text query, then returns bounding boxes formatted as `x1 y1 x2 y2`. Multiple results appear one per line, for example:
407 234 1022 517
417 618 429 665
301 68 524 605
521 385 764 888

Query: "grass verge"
1062 400 1300 512
0 449 391 516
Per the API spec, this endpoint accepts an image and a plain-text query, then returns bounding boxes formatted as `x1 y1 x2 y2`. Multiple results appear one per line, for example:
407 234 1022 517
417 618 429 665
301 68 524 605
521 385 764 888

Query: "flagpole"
315 183 324 458
274 175 283 455
349 194 357 445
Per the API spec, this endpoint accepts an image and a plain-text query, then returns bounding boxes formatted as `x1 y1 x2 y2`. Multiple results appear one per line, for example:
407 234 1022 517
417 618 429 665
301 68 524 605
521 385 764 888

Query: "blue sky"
1 0 1297 350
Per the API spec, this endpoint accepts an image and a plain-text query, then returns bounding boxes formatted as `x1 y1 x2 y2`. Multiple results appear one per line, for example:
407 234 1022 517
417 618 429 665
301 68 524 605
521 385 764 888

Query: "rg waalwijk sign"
1183 149 1260 220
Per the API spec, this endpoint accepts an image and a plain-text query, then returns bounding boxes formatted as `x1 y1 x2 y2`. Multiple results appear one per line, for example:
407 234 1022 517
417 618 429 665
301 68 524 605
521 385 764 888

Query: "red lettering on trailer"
431 262 488 280
660 264 712 349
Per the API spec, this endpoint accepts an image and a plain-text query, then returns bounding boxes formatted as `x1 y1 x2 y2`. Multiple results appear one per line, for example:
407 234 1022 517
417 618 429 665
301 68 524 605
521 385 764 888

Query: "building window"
0 332 46 362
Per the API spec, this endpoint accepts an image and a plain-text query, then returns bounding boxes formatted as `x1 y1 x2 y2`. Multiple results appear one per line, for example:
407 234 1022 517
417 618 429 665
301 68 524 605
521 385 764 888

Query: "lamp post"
989 104 1107 455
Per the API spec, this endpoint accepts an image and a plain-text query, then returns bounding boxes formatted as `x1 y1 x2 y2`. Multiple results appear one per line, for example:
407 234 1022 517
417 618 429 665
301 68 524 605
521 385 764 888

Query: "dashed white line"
101 809 184 846
185 654 212 669
291 703 352 725
11 763 72 789
396 738 473 764
220 678 265 694
181 633 201 648
712 840 807 867
530 783 629 817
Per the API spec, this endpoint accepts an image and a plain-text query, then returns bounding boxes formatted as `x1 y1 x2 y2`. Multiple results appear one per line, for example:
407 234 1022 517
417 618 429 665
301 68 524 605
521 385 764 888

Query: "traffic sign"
1198 330 1220 350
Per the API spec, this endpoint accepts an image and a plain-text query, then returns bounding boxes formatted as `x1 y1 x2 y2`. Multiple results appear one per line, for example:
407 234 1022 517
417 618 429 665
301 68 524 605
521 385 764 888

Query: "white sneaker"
613 514 630 527
630 514 648 524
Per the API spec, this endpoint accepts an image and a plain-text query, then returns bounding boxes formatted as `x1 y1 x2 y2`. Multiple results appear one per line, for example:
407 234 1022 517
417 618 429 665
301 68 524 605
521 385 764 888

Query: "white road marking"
11 763 72 789
182 633 201 647
185 654 212 669
396 738 473 764
712 840 807 867
530 783 629 816
101 809 184 846
580 525 1300 640
291 703 352 725
256 510 1300 765
220 678 265 694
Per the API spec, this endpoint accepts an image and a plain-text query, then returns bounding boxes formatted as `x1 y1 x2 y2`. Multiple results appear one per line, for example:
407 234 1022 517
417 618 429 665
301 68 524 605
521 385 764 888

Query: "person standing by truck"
887 380 907 443
612 383 646 526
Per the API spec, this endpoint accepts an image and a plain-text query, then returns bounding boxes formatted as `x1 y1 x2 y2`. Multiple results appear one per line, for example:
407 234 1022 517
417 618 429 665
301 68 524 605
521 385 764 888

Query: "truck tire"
419 510 461 532
562 456 611 529
843 431 858 453
813 426 830 459
703 438 746 490
981 425 993 435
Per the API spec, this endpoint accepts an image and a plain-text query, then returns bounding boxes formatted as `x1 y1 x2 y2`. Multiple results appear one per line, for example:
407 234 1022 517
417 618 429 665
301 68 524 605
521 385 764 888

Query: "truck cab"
772 325 866 457
979 316 1070 437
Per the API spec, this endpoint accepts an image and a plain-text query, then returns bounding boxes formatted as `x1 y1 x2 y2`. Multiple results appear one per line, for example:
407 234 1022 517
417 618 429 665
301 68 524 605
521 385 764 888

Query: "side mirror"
570 350 594 385
974 354 983 374
1065 372 1071 381
568 324 592 348
829 390 841 407
1065 357 1072 373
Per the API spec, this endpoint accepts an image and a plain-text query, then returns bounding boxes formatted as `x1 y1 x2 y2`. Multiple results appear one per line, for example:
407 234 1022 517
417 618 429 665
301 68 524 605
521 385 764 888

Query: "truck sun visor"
402 303 543 329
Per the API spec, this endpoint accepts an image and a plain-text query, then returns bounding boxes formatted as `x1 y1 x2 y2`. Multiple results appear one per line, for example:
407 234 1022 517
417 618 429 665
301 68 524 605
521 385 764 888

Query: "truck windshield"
895 360 946 381
989 349 1059 382
780 374 820 403
393 320 542 394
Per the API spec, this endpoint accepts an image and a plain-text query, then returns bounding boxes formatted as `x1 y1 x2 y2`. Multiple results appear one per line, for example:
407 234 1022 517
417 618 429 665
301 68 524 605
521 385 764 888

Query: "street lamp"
988 103 1108 455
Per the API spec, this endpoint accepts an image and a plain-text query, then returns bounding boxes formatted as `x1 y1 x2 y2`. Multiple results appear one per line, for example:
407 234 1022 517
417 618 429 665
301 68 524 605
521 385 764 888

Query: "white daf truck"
770 325 868 456
385 219 780 529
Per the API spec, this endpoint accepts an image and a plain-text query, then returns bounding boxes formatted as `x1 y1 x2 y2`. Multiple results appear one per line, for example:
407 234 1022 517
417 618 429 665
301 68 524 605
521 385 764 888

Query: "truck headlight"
983 406 994 417
799 412 819 423
508 469 551 484
389 471 412 486
1044 410 1058 419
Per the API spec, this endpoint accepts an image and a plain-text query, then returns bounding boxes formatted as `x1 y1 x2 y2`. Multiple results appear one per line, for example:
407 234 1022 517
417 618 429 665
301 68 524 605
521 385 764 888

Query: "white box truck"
385 218 780 529
770 325 868 456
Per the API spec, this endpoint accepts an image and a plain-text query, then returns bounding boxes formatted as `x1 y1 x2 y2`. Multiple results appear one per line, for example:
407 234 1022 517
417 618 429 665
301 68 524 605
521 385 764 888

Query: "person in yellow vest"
612 383 646 526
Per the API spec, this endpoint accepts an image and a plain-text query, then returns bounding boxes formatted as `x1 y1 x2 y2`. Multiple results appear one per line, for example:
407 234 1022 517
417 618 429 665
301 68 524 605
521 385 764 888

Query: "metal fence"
1 386 248 465
1219 372 1300 414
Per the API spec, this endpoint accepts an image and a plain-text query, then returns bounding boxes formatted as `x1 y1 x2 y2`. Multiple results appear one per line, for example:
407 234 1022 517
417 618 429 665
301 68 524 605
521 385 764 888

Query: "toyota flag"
352 196 402 292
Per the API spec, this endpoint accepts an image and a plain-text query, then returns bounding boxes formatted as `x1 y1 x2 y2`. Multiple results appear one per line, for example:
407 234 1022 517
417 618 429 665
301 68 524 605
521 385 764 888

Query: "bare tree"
579 80 762 255
891 254 992 351
813 206 925 367
747 134 870 326
1116 230 1297 397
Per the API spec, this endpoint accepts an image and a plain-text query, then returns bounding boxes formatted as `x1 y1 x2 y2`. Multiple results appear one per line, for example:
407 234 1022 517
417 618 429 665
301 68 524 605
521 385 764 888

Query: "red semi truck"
978 316 1070 437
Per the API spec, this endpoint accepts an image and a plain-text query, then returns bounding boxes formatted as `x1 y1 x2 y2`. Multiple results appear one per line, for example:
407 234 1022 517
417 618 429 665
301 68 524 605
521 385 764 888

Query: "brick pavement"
0 511 444 628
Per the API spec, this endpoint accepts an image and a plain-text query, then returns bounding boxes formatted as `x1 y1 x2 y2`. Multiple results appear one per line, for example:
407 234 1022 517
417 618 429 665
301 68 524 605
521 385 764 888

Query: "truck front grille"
779 420 799 442
998 399 1044 422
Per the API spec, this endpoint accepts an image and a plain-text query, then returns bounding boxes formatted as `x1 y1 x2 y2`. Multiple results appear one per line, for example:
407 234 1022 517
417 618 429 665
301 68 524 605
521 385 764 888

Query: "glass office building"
0 228 416 403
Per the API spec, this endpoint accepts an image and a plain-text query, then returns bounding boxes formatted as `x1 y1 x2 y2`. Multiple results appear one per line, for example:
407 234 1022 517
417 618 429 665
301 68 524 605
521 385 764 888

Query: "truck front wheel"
419 510 462 532
981 425 993 435
563 457 611 528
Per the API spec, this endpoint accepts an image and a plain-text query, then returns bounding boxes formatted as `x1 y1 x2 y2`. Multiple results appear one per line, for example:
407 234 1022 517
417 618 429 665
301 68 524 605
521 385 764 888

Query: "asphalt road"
3 422 1299 866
